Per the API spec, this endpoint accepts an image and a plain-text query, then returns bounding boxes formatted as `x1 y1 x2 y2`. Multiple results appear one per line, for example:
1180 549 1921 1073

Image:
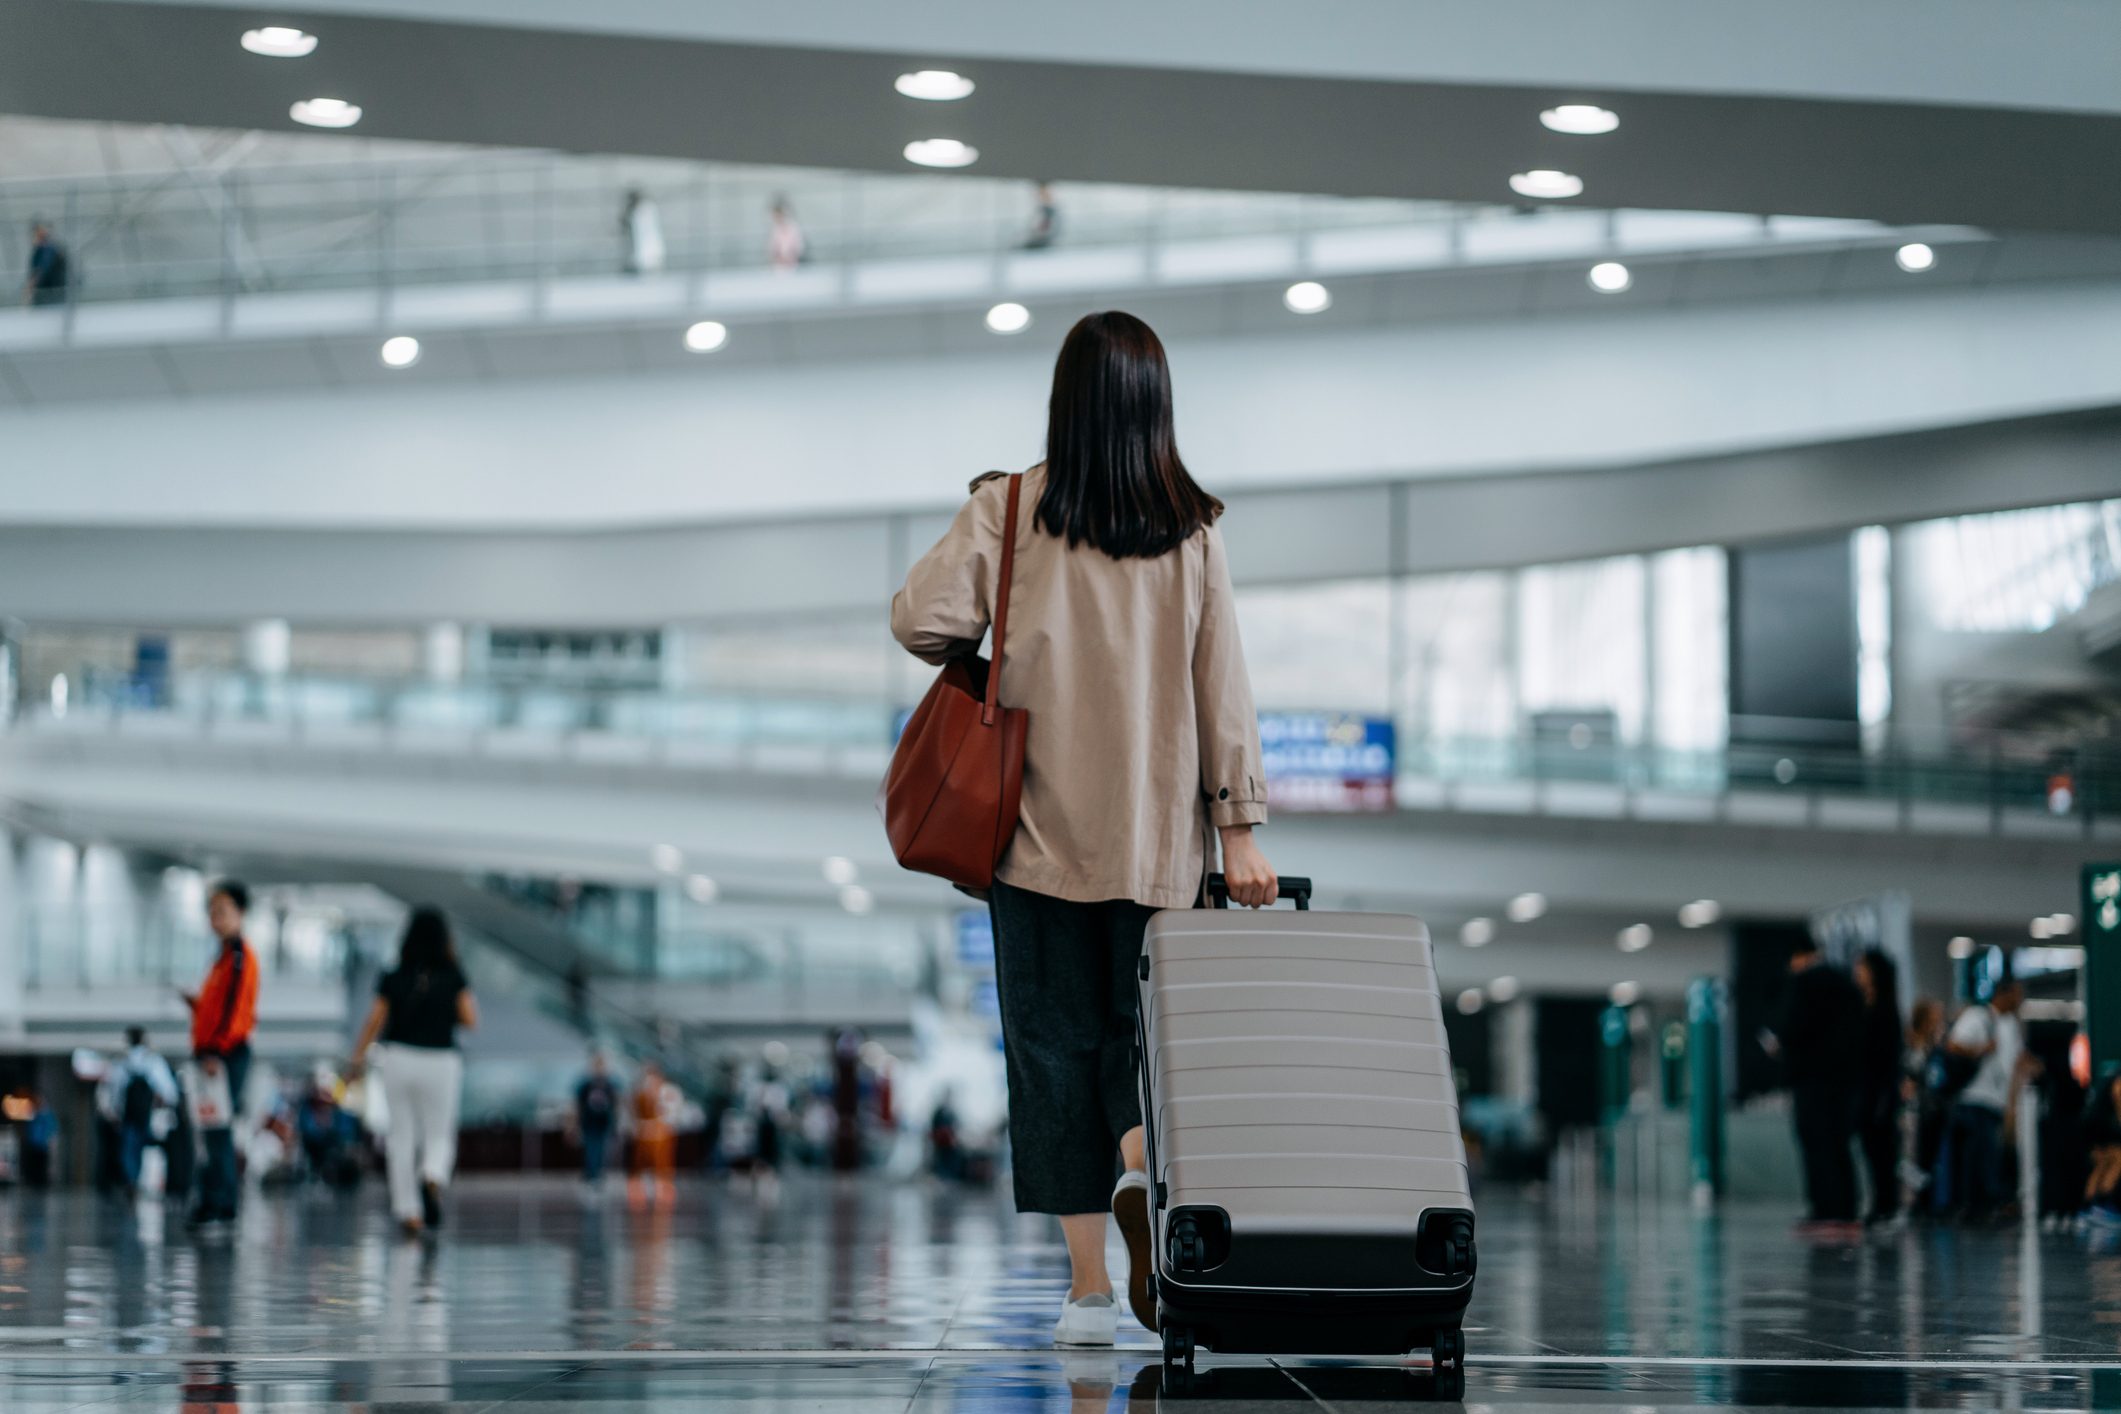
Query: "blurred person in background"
767 195 806 270
628 1060 678 1208
349 906 477 1237
620 188 665 275
890 310 1276 1346
1773 938 1864 1235
102 1027 178 1197
1905 997 1949 1210
574 1051 620 1194
2082 1072 2121 1230
182 880 259 1228
1943 978 2037 1223
22 220 69 306
1022 181 1060 250
1853 950 1906 1226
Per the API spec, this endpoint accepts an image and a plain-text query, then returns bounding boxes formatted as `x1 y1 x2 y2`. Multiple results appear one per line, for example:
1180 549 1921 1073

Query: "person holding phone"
182 880 259 1229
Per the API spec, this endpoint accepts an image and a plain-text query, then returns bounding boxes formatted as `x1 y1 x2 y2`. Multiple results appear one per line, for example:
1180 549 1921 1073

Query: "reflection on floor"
1 1175 2119 1409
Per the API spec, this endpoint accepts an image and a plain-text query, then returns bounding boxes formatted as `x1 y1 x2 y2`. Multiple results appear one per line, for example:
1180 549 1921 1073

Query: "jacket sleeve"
890 481 999 667
1194 524 1268 829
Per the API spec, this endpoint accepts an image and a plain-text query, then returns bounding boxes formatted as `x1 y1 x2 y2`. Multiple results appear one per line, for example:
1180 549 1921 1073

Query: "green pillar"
1687 977 1725 1201
1660 1022 1688 1110
1599 1004 1633 1123
2086 864 2121 1077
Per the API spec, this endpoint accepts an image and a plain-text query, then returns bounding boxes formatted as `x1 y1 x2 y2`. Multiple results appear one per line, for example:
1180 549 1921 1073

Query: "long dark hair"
1858 948 1901 1031
398 906 456 976
1035 311 1222 559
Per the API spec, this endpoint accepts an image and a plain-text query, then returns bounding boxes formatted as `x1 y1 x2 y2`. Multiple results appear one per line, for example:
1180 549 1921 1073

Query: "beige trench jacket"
890 465 1267 909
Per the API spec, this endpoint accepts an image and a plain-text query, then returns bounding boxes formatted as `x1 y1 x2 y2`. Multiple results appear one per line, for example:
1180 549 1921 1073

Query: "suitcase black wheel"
1161 1324 1197 1395
1167 1214 1205 1274
1430 1325 1466 1401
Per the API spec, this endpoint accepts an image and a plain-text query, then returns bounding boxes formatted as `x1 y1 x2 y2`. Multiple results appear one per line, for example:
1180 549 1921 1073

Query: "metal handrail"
2 152 1470 308
14 667 2116 824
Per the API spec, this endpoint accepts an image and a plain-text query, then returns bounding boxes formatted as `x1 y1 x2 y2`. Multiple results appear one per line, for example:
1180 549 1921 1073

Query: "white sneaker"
1111 1170 1154 1330
1053 1290 1118 1347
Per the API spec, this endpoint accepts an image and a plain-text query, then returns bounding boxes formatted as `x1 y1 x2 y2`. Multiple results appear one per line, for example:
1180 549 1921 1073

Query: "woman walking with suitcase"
891 310 1277 1347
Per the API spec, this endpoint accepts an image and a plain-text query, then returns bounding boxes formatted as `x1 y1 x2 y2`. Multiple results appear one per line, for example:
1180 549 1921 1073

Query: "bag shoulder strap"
983 473 1023 727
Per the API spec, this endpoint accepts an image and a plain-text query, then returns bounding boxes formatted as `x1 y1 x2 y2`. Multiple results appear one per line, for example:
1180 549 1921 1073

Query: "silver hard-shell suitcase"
1136 875 1476 1397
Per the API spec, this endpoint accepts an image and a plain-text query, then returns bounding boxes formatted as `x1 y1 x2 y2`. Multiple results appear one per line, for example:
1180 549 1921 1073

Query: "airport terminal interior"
4 2 2121 1409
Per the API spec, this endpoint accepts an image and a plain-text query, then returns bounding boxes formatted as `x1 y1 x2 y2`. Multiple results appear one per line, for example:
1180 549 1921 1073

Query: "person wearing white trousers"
378 1042 464 1226
351 906 478 1236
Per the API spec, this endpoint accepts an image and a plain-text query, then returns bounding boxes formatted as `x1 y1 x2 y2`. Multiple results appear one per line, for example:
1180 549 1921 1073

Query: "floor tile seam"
478 1359 592 1413
1267 1356 1349 1414
9 1349 2121 1372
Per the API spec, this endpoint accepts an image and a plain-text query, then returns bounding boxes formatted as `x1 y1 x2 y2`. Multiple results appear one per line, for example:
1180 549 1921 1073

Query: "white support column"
0 831 23 1041
423 622 466 683
242 618 292 677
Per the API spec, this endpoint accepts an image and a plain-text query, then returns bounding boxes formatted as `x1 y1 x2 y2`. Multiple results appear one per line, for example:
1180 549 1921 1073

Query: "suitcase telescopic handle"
1206 873 1312 910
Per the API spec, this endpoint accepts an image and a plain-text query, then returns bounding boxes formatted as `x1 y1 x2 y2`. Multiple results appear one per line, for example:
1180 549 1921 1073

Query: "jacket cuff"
1209 797 1268 829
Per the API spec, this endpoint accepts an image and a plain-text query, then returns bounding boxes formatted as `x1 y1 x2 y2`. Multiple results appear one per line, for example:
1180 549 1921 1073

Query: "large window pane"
1234 580 1392 714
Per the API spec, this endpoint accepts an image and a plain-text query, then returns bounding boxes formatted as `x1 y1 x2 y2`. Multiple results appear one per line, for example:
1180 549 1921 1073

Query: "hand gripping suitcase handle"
1206 873 1311 910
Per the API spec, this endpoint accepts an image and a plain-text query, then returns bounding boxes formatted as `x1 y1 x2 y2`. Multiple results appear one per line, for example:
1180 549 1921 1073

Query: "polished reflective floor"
3 1175 2118 1409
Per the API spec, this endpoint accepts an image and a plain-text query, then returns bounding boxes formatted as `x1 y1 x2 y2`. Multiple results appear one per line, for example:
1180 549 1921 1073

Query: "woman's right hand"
1218 825 1278 908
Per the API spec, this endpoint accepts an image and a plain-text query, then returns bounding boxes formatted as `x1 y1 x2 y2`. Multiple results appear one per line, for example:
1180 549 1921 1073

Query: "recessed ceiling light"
1488 976 1520 1004
904 138 978 169
683 320 728 353
1509 169 1583 200
1617 923 1653 953
1895 242 1936 273
241 26 317 58
1540 104 1619 135
684 873 719 904
1609 980 1640 1006
289 97 361 129
985 301 1031 334
823 855 859 886
1455 989 1486 1016
1283 280 1331 314
378 335 420 368
1678 899 1722 929
1506 892 1547 923
839 884 875 915
1588 261 1632 293
650 843 683 874
1947 935 1976 960
895 70 975 101
1459 917 1495 948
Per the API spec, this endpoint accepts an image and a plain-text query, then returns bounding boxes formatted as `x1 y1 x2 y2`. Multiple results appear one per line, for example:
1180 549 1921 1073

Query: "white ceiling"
8 1 2121 233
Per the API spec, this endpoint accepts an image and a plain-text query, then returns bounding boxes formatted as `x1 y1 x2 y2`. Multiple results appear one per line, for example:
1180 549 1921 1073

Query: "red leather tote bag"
882 473 1029 890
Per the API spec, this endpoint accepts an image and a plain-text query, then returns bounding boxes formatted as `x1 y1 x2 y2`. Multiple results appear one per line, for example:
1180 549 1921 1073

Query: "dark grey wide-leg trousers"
989 879 1157 1216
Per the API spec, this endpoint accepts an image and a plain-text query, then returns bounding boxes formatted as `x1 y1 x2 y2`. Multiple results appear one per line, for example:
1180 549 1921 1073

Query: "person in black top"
22 221 69 307
574 1051 620 1192
1853 949 1907 1224
350 907 477 1236
1773 939 1866 1232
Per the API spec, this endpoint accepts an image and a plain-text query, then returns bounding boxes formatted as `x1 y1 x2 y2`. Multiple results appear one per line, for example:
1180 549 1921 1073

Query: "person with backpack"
103 1027 178 1196
1941 979 2039 1222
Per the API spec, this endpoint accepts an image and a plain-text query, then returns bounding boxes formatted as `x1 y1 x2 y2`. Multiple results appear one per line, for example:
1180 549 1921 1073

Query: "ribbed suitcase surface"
1140 908 1471 1236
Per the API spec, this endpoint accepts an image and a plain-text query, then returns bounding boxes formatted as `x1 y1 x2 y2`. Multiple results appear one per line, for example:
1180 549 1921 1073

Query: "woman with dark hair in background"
350 906 477 1236
1855 949 1907 1225
891 310 1275 1347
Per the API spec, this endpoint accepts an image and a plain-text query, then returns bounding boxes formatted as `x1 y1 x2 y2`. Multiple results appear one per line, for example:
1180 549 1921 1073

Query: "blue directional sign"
1258 712 1396 813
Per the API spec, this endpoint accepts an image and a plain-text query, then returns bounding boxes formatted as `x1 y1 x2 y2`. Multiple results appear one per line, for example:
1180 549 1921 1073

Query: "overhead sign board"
1259 712 1395 814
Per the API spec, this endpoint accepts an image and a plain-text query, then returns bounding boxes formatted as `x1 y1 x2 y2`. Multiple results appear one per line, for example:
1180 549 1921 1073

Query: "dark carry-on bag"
1136 874 1476 1398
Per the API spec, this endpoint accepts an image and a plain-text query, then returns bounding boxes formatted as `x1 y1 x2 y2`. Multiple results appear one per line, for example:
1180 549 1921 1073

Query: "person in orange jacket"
181 880 260 1228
